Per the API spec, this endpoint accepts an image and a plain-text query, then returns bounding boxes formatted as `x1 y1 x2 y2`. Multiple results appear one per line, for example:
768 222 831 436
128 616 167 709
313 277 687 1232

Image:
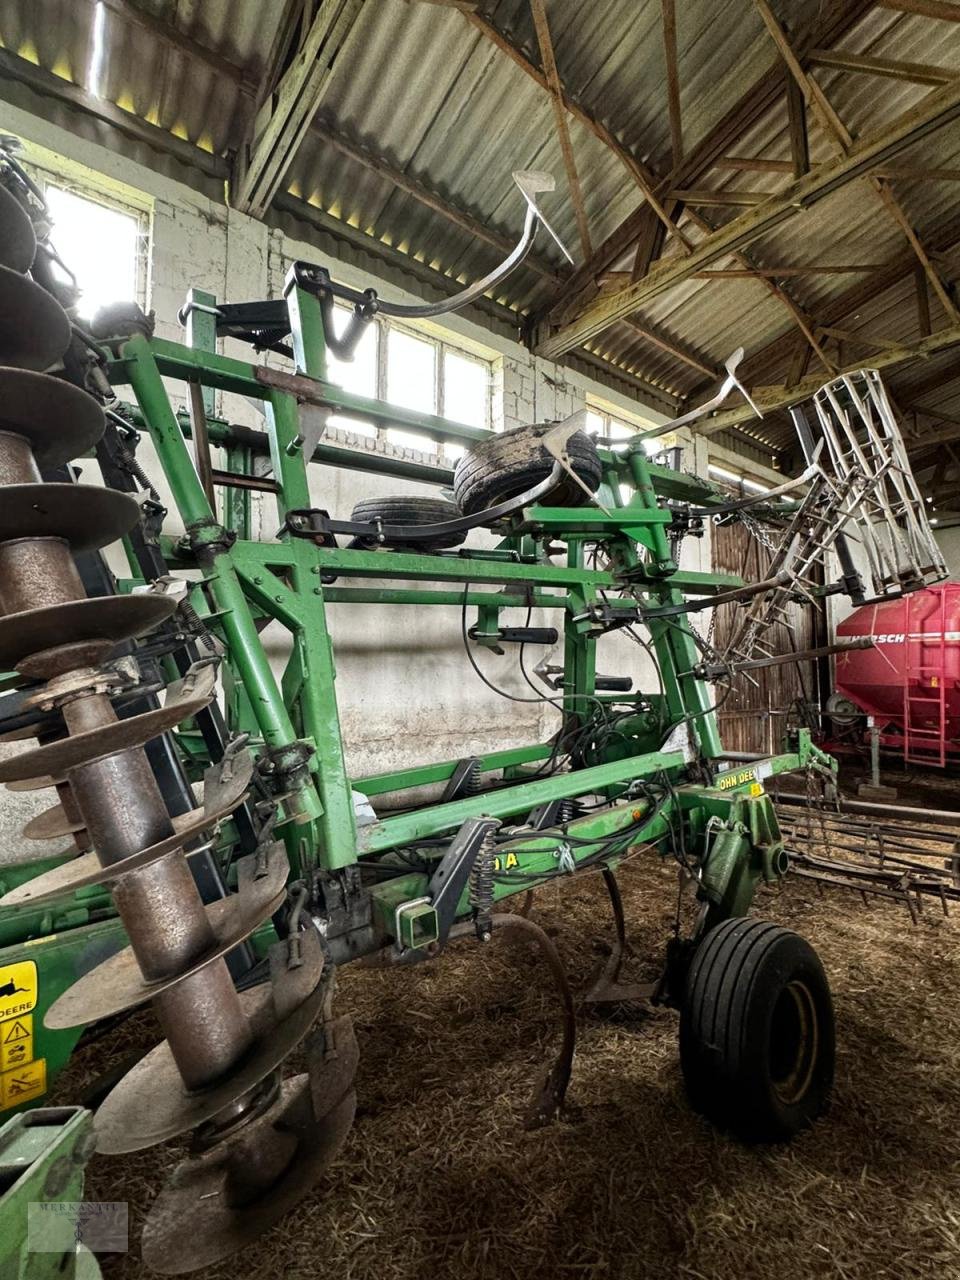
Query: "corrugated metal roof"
2 0 960 460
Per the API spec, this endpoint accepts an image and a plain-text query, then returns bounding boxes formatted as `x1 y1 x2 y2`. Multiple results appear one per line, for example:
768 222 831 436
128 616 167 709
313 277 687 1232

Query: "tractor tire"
679 917 835 1142
452 422 602 517
349 496 465 550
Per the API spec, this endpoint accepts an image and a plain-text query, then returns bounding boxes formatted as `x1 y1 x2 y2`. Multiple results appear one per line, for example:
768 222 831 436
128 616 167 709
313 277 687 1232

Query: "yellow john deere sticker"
0 1058 46 1109
0 960 37 1021
0 1014 32 1071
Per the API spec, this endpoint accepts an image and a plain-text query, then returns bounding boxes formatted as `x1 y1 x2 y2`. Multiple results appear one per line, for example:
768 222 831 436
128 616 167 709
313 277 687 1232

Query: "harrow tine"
490 913 576 1129
583 869 657 1008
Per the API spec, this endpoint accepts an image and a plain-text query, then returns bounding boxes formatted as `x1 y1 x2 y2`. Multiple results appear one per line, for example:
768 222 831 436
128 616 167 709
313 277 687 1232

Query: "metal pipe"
776 791 960 825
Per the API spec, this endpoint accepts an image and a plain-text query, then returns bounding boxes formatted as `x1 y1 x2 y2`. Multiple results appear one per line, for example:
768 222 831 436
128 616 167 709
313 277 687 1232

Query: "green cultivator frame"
0 158 914 1273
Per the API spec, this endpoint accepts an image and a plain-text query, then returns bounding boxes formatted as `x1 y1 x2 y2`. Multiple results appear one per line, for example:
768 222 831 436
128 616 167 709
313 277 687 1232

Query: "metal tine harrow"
775 787 960 924
720 369 945 677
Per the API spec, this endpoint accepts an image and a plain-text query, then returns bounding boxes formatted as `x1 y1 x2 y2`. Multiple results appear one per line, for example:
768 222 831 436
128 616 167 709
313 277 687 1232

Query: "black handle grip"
495 627 559 646
595 675 633 692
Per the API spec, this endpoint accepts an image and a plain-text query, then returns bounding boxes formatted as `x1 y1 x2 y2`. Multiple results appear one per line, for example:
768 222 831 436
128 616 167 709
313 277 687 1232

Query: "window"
585 402 660 454
708 462 772 495
42 185 144 323
325 305 492 460
327 311 378 438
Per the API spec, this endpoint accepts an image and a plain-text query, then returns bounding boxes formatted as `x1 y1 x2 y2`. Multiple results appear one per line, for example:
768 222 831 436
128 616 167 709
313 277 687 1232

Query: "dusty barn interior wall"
0 99 715 839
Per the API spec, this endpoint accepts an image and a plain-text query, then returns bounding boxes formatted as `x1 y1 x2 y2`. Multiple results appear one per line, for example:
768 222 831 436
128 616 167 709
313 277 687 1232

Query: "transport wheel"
452 422 602 516
679 917 835 1142
350 495 465 550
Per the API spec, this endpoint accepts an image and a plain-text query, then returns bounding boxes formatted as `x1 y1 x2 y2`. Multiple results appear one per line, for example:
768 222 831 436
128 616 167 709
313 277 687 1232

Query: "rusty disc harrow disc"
0 483 141 552
94 930 328 1153
0 266 71 371
3 749 254 905
141 1076 355 1275
0 593 177 671
0 367 105 468
45 841 288 1028
6 774 61 792
0 187 36 273
22 803 85 841
0 665 217 784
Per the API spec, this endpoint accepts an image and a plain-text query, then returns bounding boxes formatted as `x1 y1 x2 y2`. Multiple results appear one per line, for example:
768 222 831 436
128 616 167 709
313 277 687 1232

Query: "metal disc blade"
3 749 254 905
22 803 85 841
0 187 36 273
94 931 327 1153
0 593 177 669
6 774 61 792
0 266 71 370
0 665 217 783
45 842 288 1028
141 1078 355 1275
0 483 140 552
0 368 104 467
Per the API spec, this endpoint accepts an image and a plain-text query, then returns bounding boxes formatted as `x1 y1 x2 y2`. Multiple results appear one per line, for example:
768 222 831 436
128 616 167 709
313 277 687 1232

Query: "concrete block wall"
0 99 712 844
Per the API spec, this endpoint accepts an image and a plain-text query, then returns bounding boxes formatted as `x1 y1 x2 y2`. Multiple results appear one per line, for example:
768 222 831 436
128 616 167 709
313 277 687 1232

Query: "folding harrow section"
0 186 354 1273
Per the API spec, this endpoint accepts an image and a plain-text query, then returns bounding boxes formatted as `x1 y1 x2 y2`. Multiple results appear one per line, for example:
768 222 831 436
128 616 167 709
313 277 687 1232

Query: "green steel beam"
355 742 553 797
359 750 684 852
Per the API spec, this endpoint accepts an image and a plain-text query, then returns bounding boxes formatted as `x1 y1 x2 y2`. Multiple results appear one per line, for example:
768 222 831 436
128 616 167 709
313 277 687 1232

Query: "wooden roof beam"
807 47 957 85
529 0 592 260
754 0 960 324
696 323 960 436
232 0 372 219
0 45 228 179
696 264 885 277
877 0 960 20
661 0 683 165
531 76 960 358
741 210 960 380
462 10 688 247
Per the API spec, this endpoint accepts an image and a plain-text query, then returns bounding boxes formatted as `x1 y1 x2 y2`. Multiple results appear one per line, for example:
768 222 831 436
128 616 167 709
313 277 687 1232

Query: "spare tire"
453 422 602 517
350 496 465 550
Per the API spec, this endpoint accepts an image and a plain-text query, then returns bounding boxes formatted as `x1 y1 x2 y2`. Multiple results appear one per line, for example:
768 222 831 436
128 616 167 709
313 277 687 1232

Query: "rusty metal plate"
0 483 140 552
0 664 217 783
45 841 288 1028
0 367 104 467
94 930 327 1154
3 749 254 905
22 803 85 841
0 266 71 370
0 592 176 669
141 1076 355 1274
0 187 36 273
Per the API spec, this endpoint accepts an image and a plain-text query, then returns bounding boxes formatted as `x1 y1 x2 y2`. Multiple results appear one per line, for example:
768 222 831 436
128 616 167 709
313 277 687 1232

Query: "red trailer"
835 582 960 767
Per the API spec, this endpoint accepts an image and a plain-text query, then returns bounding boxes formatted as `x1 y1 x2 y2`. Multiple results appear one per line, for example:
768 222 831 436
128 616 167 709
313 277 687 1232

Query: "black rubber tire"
349 496 465 550
679 917 835 1142
452 422 602 517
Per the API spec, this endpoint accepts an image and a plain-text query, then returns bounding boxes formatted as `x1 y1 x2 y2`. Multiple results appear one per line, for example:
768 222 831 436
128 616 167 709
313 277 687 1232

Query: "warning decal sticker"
0 960 37 1021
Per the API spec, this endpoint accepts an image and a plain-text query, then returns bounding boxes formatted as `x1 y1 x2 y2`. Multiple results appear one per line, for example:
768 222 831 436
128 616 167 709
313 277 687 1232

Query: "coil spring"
470 823 498 941
462 760 483 796
556 798 577 825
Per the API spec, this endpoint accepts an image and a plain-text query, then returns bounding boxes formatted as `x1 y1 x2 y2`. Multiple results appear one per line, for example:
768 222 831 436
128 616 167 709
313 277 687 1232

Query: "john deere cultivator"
0 156 945 1273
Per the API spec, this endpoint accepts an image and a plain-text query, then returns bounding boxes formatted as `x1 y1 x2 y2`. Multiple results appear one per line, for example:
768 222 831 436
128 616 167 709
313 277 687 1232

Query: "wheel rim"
769 978 819 1105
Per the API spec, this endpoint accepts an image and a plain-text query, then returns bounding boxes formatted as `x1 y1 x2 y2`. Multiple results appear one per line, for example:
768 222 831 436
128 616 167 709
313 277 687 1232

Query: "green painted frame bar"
264 543 745 593
355 742 553 797
323 587 572 608
370 802 679 930
119 333 328 865
358 749 685 852
138 339 494 447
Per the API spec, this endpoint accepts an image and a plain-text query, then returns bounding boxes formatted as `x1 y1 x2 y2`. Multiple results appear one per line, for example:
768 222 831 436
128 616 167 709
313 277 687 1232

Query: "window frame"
327 304 493 454
36 173 150 321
